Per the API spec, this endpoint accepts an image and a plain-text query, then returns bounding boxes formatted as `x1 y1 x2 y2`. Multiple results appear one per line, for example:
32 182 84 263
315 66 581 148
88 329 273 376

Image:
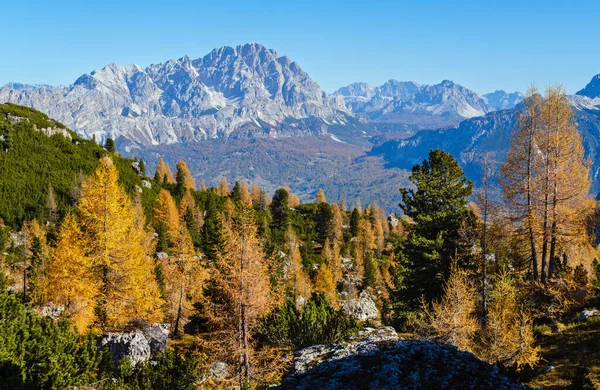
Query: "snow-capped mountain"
333 80 494 129
482 90 524 110
0 43 352 146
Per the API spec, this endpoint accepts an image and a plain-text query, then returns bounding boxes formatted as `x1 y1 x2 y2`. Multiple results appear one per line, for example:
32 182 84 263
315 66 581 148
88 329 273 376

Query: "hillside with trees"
1 93 600 389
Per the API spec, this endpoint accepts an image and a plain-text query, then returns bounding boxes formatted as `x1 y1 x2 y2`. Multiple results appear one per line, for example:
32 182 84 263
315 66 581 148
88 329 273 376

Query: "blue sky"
2 0 598 94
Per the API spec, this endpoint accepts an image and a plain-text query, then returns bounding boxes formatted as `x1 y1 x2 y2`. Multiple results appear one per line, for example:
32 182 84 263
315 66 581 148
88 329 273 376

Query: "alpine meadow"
2 1 600 389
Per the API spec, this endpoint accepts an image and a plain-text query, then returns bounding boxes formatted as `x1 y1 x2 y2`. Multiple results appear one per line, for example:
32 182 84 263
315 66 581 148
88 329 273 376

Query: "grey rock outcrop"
99 330 151 368
210 362 231 380
578 309 600 321
279 327 533 389
342 291 379 321
98 323 170 368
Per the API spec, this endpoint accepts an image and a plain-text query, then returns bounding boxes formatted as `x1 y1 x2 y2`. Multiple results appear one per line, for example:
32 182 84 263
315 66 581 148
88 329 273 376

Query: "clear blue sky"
2 0 599 94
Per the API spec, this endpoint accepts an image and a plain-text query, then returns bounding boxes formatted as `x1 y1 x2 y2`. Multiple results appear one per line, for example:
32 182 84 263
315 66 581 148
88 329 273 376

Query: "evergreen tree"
397 149 476 310
104 138 116 153
349 208 360 237
270 188 291 246
139 158 146 176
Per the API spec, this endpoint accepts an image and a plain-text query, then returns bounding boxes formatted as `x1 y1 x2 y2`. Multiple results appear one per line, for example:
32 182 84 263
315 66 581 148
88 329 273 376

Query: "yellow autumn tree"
316 188 327 203
477 271 540 370
155 158 175 184
240 181 252 206
328 204 344 244
250 183 261 205
45 214 99 332
353 218 376 277
285 230 312 308
200 180 207 192
500 86 544 281
419 266 479 353
78 157 163 330
314 264 337 306
176 160 197 191
203 206 275 386
219 177 231 197
154 189 181 244
160 225 206 335
323 238 342 285
540 85 594 279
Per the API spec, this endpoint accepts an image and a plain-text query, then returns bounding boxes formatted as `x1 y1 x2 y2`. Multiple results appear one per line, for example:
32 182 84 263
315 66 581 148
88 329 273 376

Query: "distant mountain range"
371 75 600 191
0 43 522 147
1 42 598 208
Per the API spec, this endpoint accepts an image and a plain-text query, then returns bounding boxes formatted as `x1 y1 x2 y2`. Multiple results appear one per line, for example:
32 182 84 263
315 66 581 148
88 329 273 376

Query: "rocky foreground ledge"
277 327 533 390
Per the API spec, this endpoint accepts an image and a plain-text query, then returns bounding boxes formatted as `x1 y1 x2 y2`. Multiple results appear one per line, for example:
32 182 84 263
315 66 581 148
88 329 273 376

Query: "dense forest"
1 86 600 389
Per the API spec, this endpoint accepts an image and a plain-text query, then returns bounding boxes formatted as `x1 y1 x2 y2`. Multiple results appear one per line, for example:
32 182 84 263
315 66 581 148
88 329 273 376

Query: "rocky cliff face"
0 43 351 146
334 79 494 129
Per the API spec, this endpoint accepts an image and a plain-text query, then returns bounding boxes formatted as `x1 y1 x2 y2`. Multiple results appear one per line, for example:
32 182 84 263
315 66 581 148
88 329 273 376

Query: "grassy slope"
0 103 157 228
526 316 600 389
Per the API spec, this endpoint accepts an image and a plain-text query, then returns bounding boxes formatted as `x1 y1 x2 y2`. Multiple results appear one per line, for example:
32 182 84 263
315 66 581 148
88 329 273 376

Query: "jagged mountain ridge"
333 79 496 129
0 43 353 146
371 77 600 189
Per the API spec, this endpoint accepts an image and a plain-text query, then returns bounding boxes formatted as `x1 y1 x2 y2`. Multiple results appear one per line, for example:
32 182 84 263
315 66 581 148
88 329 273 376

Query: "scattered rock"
132 161 142 174
142 323 170 355
210 361 231 380
99 330 151 368
39 303 65 320
156 252 169 261
578 309 600 321
141 179 152 188
98 323 170 369
342 291 379 321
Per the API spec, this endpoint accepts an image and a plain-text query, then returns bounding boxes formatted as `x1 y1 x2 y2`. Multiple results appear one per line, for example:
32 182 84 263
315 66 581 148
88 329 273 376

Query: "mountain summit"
576 74 600 99
0 43 350 146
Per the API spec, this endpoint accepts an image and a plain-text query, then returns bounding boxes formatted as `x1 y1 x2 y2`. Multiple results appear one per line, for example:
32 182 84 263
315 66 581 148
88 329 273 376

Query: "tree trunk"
174 281 184 336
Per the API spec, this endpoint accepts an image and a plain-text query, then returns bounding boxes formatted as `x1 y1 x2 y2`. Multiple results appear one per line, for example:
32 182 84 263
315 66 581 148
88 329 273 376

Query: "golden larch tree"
541 85 594 279
154 189 181 244
477 271 540 370
219 177 231 197
240 181 252 206
155 158 175 183
500 86 544 281
316 188 327 203
176 160 197 190
204 206 275 385
45 214 99 332
78 157 163 330
314 264 337 306
160 225 206 335
285 230 312 308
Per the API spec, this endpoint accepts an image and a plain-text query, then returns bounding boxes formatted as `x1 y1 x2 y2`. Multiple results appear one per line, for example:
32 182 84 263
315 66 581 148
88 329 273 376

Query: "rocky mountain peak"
577 74 600 99
0 43 349 146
